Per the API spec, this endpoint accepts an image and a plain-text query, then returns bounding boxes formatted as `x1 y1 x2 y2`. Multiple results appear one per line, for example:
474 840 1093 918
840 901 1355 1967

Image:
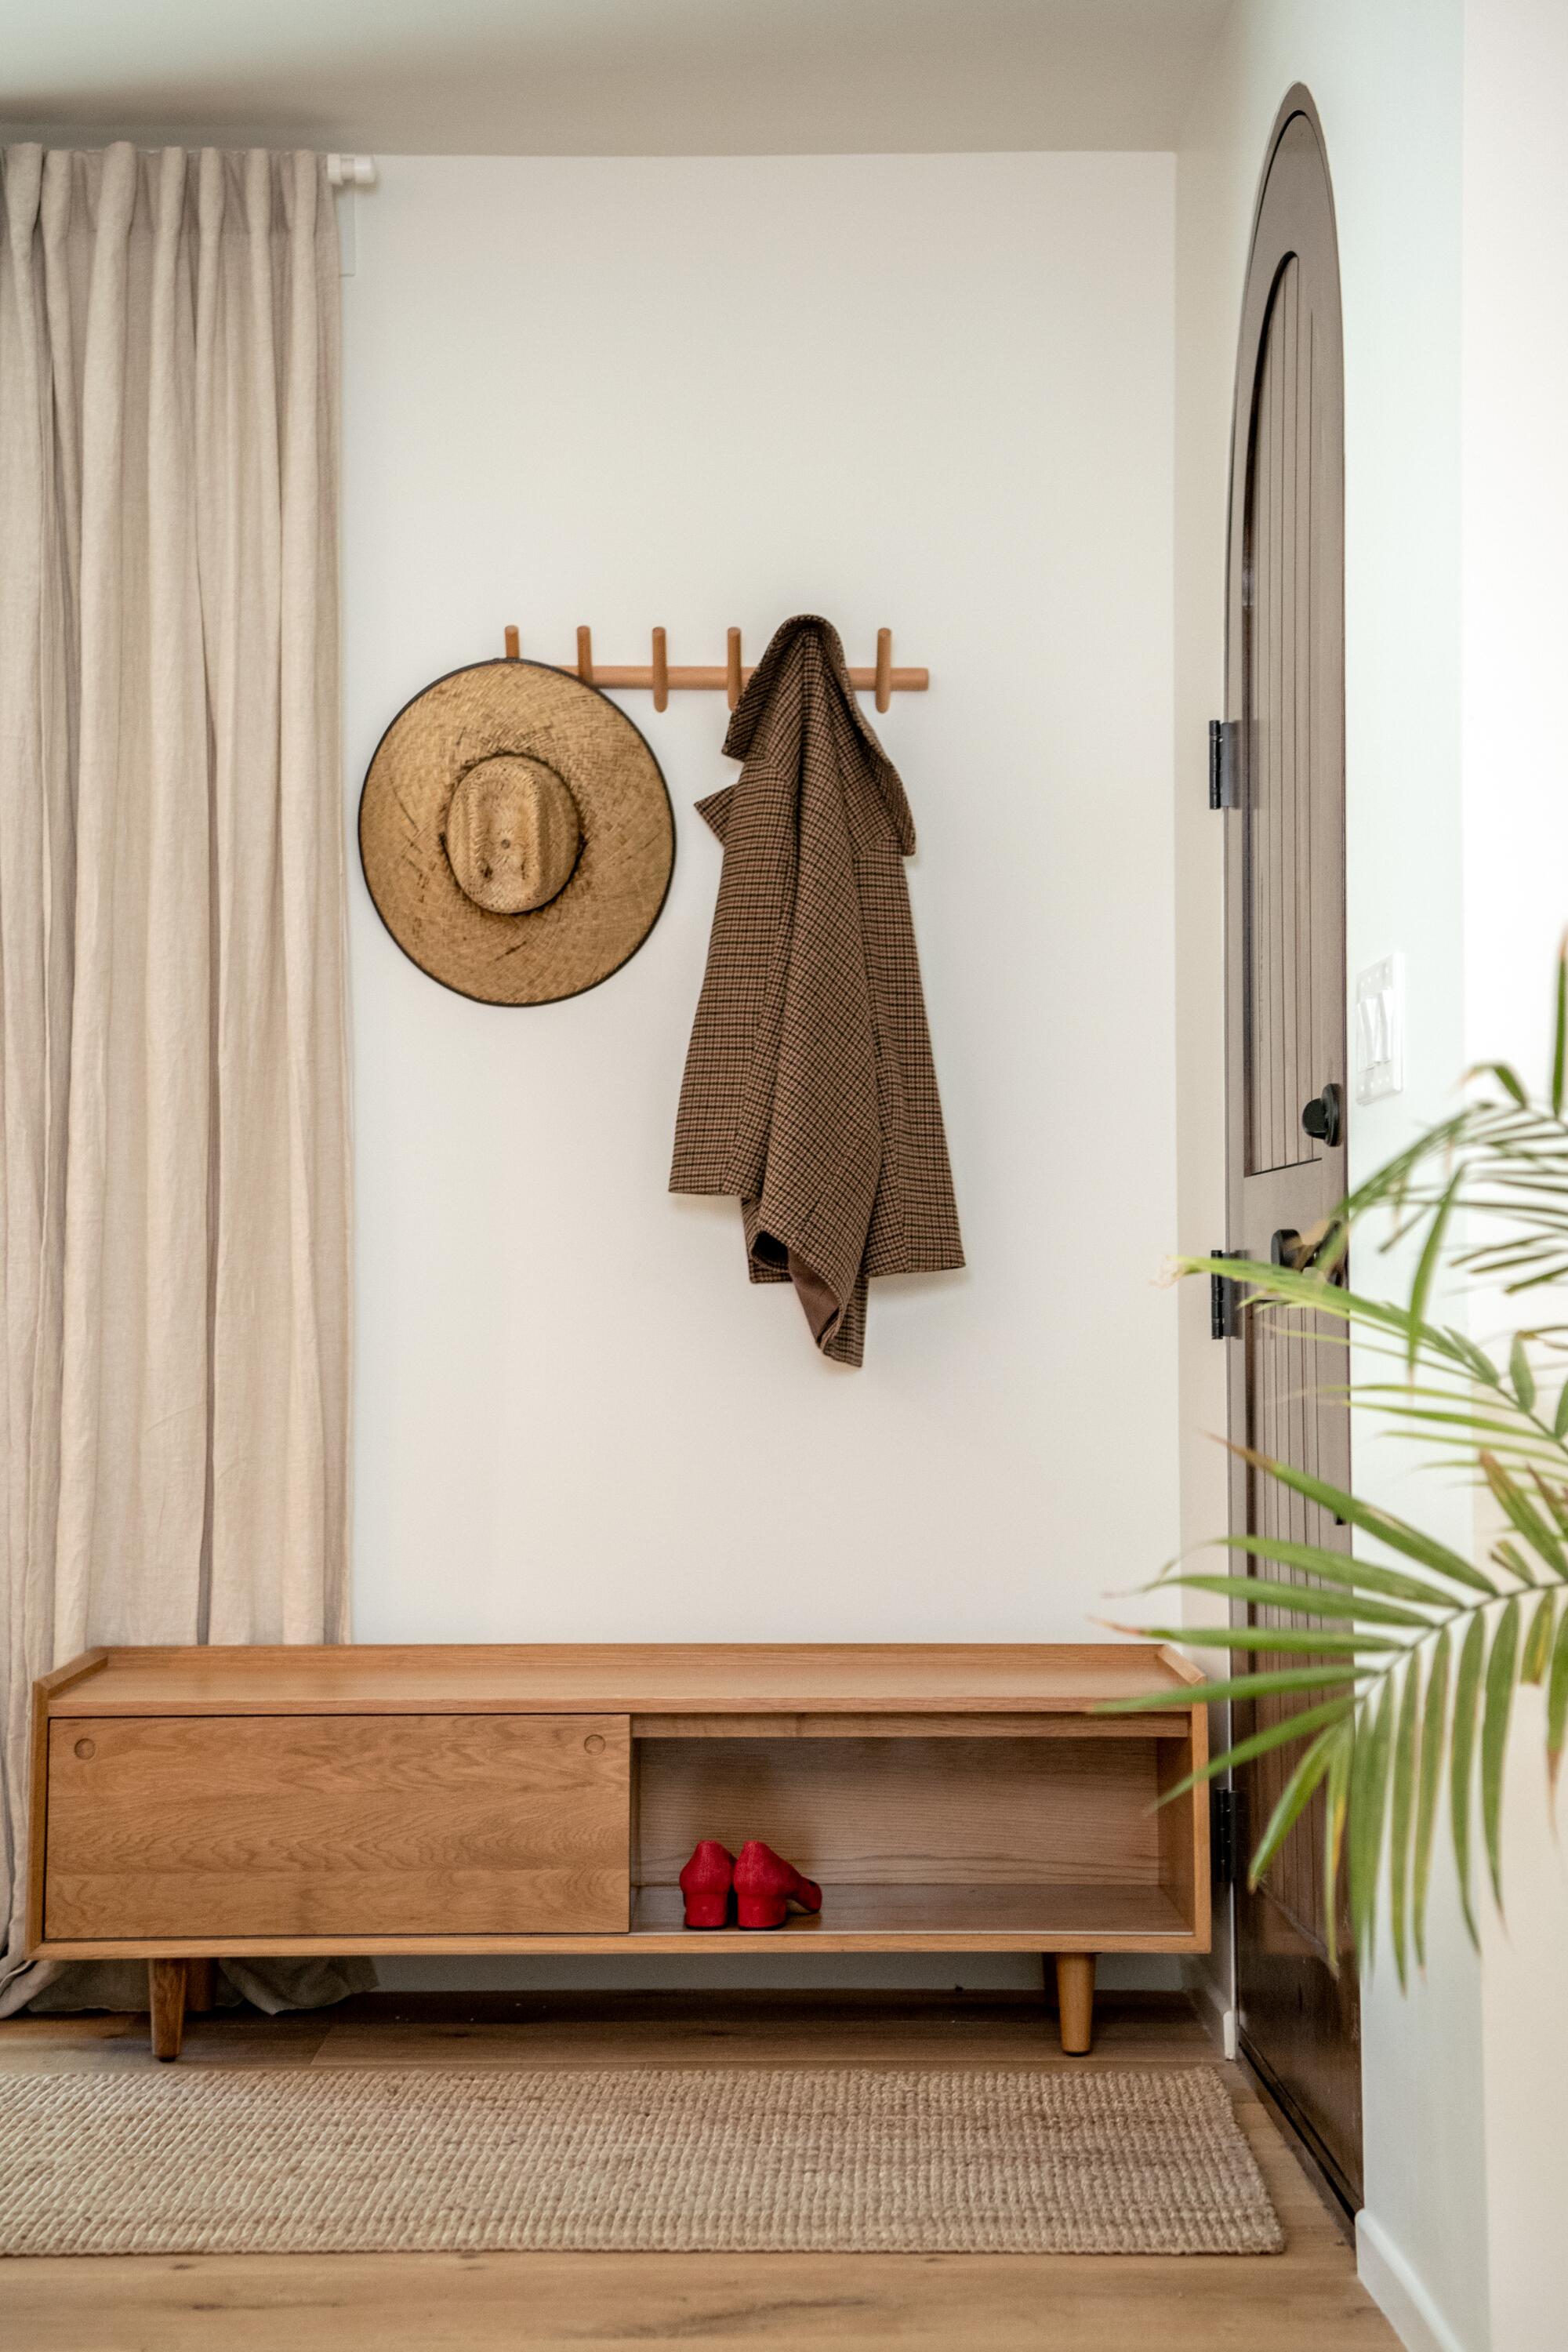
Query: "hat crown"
444 753 582 914
359 656 672 1004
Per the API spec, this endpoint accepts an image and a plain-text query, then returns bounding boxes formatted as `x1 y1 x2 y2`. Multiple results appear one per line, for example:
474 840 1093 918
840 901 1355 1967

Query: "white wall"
1174 8 1487 2350
1461 5 1568 2347
339 153 1180 1980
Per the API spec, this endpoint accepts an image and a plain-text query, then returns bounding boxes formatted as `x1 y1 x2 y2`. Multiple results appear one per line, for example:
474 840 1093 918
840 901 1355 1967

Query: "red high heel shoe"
733 1840 822 1930
678 1841 735 1929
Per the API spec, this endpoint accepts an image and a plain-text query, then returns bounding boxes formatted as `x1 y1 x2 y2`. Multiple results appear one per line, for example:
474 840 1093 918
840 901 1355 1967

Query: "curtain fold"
0 144 361 2016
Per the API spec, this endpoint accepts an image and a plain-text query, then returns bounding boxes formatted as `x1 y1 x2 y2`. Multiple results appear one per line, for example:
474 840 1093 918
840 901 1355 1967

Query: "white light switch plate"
1356 955 1404 1103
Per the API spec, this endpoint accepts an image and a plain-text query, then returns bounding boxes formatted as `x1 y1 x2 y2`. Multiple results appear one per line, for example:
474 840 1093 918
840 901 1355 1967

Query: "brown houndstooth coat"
670 615 964 1366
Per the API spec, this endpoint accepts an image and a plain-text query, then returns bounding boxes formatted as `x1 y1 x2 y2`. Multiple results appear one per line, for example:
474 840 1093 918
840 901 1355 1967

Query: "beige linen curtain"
0 145 361 2015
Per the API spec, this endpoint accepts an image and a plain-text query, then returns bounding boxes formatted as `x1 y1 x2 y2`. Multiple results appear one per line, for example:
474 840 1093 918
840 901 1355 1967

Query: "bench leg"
185 1958 218 2015
148 1959 189 2061
1054 1954 1095 2056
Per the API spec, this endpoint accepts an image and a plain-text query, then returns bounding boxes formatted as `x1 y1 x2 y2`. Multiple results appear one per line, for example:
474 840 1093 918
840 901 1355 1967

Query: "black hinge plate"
1214 1787 1241 1886
1209 718 1240 809
1210 1248 1242 1341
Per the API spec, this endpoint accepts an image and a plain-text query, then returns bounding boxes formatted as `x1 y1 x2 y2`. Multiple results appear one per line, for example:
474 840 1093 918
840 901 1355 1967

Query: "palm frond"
1413 1628 1450 1966
1350 1681 1396 1962
1522 1592 1558 1683
1102 951 1568 1965
1388 1656 1421 1988
1480 1596 1521 1910
1548 1612 1568 1803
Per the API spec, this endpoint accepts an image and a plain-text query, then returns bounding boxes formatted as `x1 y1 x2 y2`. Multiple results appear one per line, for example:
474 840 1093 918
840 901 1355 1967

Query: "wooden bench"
28 1642 1210 2058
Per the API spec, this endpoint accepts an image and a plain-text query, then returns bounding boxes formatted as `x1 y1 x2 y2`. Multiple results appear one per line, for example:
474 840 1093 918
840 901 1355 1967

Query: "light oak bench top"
41 1642 1203 1717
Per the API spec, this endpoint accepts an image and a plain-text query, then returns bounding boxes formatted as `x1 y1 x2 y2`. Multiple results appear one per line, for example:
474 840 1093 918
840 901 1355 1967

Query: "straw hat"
358 658 674 1005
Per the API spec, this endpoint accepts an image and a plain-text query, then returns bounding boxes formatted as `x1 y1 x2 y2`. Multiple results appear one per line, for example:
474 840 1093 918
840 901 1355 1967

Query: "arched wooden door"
1222 88 1359 2208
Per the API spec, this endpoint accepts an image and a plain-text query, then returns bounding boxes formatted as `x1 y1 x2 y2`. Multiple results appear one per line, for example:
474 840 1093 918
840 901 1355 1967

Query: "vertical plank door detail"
1223 89 1360 2208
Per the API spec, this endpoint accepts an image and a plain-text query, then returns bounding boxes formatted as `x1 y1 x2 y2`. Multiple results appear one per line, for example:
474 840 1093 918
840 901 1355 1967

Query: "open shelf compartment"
630 1718 1205 1953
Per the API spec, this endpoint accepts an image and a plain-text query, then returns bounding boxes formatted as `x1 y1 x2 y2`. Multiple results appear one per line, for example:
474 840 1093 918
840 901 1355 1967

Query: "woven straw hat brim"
359 659 675 1006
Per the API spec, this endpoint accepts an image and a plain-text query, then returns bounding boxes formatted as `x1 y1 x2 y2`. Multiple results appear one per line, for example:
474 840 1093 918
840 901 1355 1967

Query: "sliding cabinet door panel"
45 1712 630 1938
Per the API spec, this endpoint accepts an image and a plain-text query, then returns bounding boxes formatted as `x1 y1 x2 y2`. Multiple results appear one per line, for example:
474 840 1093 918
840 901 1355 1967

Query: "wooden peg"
652 627 669 713
575 626 594 685
875 628 893 714
503 625 521 662
726 627 742 711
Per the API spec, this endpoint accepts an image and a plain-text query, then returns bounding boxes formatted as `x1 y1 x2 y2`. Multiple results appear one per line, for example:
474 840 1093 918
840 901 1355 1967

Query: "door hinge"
1210 1248 1243 1340
1208 718 1240 809
1214 1787 1242 1887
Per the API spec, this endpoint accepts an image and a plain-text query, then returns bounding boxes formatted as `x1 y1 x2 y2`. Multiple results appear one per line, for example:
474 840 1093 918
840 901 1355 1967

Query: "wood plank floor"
0 1989 1398 2352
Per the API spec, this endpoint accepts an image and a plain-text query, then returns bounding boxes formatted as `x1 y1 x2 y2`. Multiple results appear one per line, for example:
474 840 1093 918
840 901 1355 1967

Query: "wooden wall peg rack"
501 625 929 714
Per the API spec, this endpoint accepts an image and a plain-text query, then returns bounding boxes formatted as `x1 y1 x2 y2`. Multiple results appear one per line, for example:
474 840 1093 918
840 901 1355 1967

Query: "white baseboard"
1180 1957 1236 2057
1357 2209 1475 2352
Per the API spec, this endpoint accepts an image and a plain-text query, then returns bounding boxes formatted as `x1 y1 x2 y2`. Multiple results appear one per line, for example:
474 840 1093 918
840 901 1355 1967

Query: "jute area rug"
0 2064 1283 2258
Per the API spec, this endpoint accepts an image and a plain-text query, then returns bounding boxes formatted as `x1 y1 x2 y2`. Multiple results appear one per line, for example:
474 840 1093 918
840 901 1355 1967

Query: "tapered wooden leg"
148 1959 188 2061
185 1958 217 2015
1054 1954 1095 2055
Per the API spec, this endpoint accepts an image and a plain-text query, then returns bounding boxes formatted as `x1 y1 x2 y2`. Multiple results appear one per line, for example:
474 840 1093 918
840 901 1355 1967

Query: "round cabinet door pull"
583 1733 607 1755
74 1738 96 1760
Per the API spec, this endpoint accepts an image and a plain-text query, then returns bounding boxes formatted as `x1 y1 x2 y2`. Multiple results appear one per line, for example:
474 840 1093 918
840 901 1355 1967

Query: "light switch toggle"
1356 956 1404 1104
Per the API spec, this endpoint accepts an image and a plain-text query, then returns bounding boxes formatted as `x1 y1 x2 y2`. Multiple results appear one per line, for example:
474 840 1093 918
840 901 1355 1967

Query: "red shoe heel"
733 1841 822 1932
678 1840 735 1929
735 1890 789 1930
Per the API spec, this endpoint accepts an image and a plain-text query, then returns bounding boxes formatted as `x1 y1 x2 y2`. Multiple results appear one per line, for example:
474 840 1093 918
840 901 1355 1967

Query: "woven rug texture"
0 2063 1283 2257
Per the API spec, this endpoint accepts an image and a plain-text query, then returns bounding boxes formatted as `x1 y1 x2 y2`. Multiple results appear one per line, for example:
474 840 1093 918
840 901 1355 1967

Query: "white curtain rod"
325 154 376 188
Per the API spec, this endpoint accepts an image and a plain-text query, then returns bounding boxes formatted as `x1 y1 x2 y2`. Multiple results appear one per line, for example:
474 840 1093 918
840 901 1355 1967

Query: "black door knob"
1301 1082 1343 1148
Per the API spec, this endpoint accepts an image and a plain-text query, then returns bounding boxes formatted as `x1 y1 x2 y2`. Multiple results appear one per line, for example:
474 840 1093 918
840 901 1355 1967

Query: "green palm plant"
1104 948 1568 1984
